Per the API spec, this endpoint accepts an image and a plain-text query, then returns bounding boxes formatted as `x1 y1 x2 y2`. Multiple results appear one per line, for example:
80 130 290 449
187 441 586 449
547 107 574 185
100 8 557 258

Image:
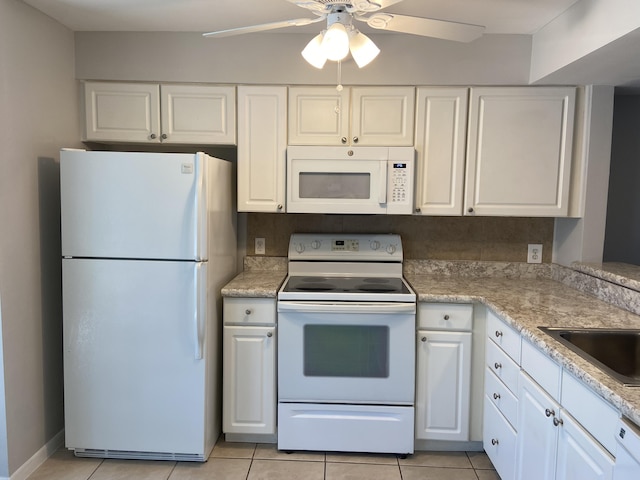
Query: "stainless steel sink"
538 327 640 386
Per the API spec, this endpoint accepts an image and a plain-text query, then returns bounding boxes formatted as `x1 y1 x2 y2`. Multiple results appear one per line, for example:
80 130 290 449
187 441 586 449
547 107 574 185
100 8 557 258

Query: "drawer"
485 366 518 429
486 311 521 363
562 370 618 455
418 303 473 331
486 336 520 395
223 297 276 325
521 339 561 401
483 395 517 480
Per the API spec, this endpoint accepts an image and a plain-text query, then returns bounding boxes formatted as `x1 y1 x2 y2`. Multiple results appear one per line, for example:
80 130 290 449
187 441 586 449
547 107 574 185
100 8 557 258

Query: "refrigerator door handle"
194 264 206 360
195 153 207 261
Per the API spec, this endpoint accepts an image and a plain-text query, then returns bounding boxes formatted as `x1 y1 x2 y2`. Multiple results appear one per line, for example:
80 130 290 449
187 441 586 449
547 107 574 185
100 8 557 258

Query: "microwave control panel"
387 158 414 214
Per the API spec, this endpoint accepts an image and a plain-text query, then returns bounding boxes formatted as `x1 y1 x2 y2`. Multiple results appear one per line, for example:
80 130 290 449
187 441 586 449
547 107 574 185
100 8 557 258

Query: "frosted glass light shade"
302 33 327 69
321 23 350 61
349 31 380 68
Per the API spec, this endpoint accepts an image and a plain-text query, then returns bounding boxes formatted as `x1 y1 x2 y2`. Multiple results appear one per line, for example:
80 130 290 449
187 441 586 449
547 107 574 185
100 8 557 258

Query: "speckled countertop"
405 273 640 427
221 258 640 427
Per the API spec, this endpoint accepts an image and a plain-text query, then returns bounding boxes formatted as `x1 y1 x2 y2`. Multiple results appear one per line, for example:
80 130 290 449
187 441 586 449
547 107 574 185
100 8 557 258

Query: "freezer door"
63 258 210 455
60 150 208 260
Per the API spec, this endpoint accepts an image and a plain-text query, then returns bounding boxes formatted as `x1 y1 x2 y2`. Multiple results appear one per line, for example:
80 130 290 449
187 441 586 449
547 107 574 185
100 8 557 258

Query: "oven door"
287 147 389 214
277 301 415 404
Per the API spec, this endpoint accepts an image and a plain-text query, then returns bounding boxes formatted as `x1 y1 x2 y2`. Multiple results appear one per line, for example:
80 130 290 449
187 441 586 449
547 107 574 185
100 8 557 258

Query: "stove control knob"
370 240 381 250
311 240 321 249
386 244 397 254
295 243 305 253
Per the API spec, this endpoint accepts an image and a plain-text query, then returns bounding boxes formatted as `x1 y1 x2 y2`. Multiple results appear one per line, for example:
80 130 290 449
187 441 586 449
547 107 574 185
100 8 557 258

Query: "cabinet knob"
415 208 421 213
267 331 273 338
468 207 474 213
245 309 252 315
341 137 347 144
277 204 283 210
493 393 501 400
421 336 427 343
149 133 157 140
352 136 359 143
545 408 555 418
443 314 450 321
553 417 564 427
161 133 168 140
495 330 503 338
494 362 502 370
491 438 499 446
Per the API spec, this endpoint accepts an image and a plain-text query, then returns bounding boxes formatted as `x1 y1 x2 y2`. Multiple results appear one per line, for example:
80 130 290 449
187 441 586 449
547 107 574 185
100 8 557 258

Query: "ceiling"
21 0 581 35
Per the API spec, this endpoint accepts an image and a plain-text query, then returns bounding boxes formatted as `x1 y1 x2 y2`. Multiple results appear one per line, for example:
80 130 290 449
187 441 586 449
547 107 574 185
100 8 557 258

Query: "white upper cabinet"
84 82 160 143
161 84 235 144
237 86 287 213
465 87 576 216
288 86 415 146
414 87 468 215
83 81 236 144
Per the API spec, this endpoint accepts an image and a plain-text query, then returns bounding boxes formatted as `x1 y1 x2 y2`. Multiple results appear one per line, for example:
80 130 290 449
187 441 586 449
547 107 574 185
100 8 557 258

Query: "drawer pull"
491 438 499 446
493 393 501 400
494 362 502 370
267 331 273 338
443 314 450 320
545 408 555 418
495 330 503 338
421 336 427 343
553 417 564 427
245 309 252 315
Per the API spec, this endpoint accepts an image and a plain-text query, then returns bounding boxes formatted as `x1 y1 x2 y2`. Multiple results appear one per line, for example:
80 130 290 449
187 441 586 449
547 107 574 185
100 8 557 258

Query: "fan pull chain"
336 60 343 92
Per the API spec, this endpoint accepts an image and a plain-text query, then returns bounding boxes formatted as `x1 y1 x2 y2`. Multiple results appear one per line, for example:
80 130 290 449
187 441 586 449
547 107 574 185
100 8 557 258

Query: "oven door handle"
277 301 415 314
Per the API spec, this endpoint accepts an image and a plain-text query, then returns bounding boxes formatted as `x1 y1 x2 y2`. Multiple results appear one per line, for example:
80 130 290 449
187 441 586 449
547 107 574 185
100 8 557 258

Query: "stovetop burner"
282 276 411 295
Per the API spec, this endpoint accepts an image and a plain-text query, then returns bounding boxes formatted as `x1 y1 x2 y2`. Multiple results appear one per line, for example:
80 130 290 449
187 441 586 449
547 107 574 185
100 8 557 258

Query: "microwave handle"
379 160 388 204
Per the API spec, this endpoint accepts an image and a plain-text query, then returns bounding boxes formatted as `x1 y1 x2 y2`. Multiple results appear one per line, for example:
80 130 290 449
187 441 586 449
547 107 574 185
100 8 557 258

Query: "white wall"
0 0 79 476
74 31 532 85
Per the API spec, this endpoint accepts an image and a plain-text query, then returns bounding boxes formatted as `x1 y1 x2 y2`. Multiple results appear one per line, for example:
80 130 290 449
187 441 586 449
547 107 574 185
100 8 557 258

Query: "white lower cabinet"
415 330 472 441
416 303 472 442
222 298 276 435
483 394 517 479
515 365 614 480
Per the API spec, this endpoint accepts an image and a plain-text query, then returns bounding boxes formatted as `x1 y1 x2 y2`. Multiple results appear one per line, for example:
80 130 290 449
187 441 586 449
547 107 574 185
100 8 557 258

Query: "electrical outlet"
255 237 266 255
527 244 543 264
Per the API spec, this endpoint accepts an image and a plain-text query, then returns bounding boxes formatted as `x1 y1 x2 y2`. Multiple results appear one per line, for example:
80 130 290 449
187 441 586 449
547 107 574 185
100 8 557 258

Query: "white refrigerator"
60 149 237 461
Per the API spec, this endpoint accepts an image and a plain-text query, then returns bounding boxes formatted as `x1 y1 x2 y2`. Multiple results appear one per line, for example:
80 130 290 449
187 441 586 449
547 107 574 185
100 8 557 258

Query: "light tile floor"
27 440 500 480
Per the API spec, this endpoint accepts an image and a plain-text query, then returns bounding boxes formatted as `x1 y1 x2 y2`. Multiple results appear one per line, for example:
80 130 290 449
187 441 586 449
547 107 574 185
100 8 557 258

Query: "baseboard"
7 429 64 480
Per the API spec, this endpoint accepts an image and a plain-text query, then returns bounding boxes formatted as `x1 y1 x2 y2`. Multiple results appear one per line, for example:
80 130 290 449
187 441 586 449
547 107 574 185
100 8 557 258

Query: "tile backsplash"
247 213 554 262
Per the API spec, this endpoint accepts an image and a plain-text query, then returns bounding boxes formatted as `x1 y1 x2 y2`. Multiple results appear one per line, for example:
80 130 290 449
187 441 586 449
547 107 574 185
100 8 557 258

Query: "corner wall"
0 0 80 476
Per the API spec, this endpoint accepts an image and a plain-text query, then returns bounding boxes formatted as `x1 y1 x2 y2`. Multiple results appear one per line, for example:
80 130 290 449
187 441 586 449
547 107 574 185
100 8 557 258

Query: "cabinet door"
84 82 161 143
465 87 576 216
161 84 236 144
237 86 287 212
515 371 559 480
484 394 517 480
288 86 349 145
414 87 468 215
351 87 415 146
415 330 471 441
223 325 276 435
555 411 614 480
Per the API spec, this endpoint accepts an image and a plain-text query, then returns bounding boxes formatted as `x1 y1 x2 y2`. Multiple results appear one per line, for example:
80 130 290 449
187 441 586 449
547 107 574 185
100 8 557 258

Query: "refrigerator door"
60 150 208 261
63 258 209 457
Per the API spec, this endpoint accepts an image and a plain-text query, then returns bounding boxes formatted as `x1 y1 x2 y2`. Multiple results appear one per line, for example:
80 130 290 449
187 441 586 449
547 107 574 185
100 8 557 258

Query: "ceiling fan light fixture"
302 32 328 68
321 22 350 61
349 30 380 68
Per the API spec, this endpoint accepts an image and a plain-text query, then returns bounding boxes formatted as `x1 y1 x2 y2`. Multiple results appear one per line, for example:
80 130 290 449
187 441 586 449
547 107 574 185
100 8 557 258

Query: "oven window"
299 172 371 199
303 325 389 378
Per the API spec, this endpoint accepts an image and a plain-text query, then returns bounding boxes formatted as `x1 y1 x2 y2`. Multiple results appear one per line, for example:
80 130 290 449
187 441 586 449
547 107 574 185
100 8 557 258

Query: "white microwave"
286 146 414 214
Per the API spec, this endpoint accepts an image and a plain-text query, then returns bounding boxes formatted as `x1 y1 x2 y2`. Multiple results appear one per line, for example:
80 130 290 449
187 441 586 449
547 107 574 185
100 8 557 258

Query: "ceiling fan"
203 0 485 68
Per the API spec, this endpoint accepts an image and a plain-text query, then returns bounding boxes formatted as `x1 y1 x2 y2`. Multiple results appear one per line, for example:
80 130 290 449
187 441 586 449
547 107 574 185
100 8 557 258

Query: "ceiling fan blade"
350 0 404 12
364 13 485 42
203 16 323 38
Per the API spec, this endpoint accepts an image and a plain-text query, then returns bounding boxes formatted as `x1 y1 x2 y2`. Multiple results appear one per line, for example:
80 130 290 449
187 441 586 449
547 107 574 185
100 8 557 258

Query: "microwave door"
287 159 386 214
